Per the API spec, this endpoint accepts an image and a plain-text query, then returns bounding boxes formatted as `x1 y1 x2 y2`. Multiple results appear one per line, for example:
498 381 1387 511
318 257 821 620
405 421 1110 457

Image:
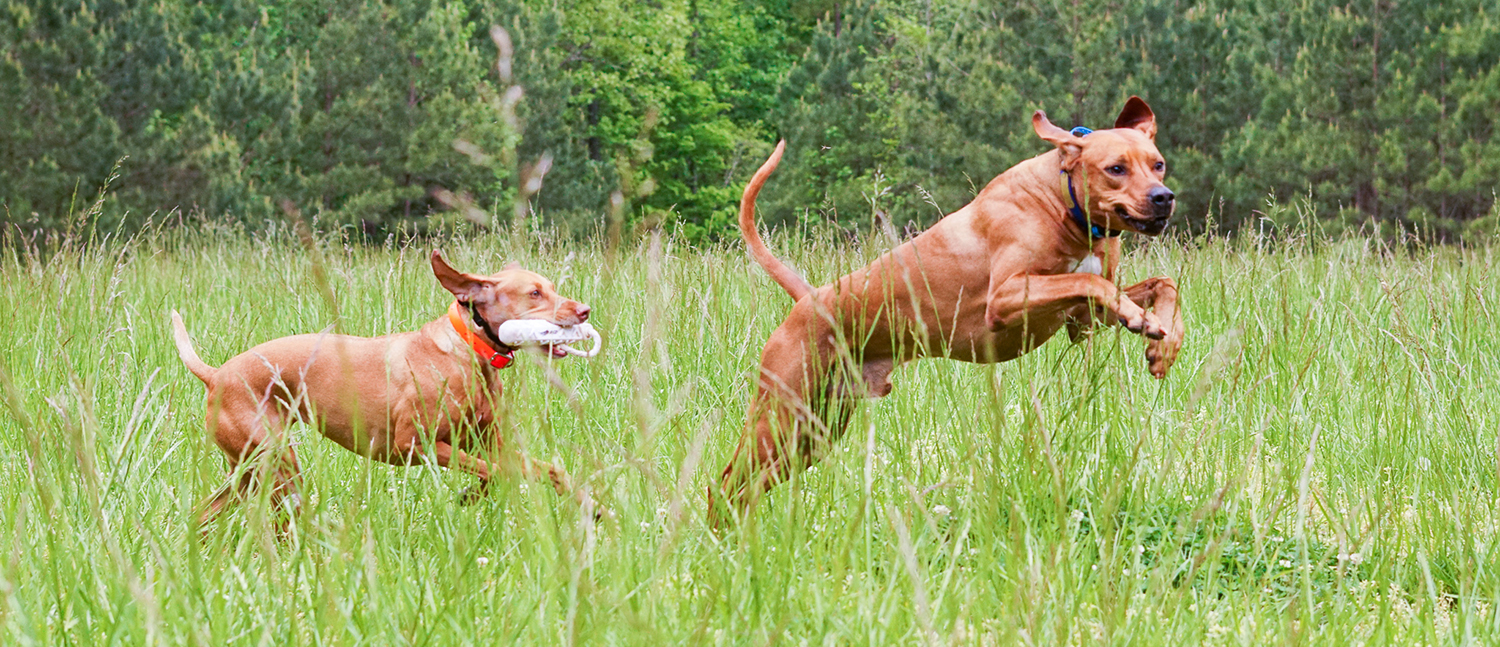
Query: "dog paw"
1145 335 1181 379
1141 313 1166 340
578 494 614 522
593 504 616 523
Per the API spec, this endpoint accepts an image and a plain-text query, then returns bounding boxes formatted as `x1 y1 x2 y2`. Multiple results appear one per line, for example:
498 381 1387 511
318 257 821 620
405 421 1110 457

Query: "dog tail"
171 310 217 385
739 140 813 302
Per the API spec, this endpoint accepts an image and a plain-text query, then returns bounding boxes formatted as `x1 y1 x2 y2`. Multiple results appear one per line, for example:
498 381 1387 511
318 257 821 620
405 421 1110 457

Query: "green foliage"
510 0 797 237
3 0 1500 240
0 0 520 232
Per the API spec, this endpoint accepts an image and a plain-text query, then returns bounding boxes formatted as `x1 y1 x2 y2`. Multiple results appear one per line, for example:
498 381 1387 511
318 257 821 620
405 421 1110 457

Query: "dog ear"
430 251 488 301
1113 96 1157 139
1032 110 1084 169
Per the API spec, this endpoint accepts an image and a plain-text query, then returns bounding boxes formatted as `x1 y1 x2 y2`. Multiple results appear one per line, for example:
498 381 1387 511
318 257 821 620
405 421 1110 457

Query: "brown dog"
172 251 594 525
712 97 1184 524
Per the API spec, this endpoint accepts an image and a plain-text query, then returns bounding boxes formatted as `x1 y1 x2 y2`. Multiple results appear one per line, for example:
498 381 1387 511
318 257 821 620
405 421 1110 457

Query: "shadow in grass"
1086 503 1381 597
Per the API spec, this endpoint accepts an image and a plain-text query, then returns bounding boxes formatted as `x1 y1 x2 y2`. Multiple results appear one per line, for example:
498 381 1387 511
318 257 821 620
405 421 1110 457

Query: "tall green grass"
1 222 1497 644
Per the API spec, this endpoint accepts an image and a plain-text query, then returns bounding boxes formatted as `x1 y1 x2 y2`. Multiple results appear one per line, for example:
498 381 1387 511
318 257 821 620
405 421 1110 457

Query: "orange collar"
447 301 513 369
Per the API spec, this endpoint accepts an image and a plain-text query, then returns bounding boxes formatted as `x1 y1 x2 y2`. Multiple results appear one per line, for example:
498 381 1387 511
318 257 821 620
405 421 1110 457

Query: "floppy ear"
1113 96 1157 139
1033 110 1085 169
430 251 488 301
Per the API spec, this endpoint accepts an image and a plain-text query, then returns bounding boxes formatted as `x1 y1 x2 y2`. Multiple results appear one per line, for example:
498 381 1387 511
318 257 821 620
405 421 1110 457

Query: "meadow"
1 219 1498 645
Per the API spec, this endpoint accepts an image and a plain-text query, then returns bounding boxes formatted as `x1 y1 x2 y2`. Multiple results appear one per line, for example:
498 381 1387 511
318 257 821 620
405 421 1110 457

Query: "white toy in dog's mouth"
495 320 602 358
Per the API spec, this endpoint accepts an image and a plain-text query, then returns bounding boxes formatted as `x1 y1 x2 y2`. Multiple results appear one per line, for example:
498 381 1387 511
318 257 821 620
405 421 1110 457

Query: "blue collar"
1059 126 1122 239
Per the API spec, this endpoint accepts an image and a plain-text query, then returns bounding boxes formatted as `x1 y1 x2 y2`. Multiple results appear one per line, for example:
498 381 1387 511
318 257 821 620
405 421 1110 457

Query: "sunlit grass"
0 222 1497 644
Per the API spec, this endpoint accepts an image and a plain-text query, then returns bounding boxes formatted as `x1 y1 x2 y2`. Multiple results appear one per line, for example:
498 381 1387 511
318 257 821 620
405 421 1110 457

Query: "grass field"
1 222 1498 645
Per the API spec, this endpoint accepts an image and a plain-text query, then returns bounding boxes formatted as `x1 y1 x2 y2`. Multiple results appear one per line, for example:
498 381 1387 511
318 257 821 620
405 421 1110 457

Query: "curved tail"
171 311 217 385
739 140 813 302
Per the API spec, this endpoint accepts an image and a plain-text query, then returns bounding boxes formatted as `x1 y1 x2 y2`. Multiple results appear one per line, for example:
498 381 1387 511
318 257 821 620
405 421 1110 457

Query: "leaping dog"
712 97 1184 524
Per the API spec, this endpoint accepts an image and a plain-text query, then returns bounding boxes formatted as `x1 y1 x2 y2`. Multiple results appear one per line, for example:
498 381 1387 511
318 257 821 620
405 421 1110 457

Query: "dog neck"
993 152 1108 250
446 301 514 369
1059 170 1123 240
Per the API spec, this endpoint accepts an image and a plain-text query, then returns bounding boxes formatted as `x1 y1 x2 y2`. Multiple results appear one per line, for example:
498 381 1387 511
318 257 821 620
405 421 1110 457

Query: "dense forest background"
3 0 1499 240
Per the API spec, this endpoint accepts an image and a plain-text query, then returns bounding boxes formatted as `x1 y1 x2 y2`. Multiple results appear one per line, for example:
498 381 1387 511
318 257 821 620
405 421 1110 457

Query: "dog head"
1032 97 1175 236
430 251 591 336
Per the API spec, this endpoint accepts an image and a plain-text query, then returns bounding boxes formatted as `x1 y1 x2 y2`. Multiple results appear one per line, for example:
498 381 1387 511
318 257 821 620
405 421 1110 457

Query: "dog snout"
574 303 590 323
1148 186 1175 215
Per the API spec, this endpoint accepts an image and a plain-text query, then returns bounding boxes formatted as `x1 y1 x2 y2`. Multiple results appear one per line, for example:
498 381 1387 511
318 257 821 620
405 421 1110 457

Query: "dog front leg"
1060 276 1183 377
437 435 601 513
1131 277 1183 378
986 273 1164 339
507 452 573 498
1063 300 1111 342
432 442 496 504
503 450 608 517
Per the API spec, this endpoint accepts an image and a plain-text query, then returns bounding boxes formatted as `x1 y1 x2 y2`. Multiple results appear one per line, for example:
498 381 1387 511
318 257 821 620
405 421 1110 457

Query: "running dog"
172 251 594 526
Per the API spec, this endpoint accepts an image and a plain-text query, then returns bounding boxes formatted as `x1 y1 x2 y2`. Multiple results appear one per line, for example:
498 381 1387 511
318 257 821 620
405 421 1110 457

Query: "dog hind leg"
711 368 862 528
197 398 303 529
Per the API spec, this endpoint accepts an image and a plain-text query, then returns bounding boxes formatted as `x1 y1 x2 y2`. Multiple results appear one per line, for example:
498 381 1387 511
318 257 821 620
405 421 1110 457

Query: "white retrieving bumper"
494 320 602 358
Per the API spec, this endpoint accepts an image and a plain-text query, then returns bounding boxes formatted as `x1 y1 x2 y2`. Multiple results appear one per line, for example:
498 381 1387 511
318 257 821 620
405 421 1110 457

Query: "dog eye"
530 289 542 298
1107 165 1126 175
1154 161 1165 172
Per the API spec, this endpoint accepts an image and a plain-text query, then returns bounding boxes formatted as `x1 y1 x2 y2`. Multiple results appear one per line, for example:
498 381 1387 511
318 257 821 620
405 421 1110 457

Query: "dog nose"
575 304 590 322
1149 186 1175 208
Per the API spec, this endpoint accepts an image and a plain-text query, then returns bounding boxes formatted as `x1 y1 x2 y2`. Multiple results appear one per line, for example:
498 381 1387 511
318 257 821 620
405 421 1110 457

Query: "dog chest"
1068 254 1104 276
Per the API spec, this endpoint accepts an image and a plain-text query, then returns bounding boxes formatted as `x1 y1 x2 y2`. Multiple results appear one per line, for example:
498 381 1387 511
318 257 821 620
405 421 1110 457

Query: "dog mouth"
1113 205 1170 235
536 315 589 358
